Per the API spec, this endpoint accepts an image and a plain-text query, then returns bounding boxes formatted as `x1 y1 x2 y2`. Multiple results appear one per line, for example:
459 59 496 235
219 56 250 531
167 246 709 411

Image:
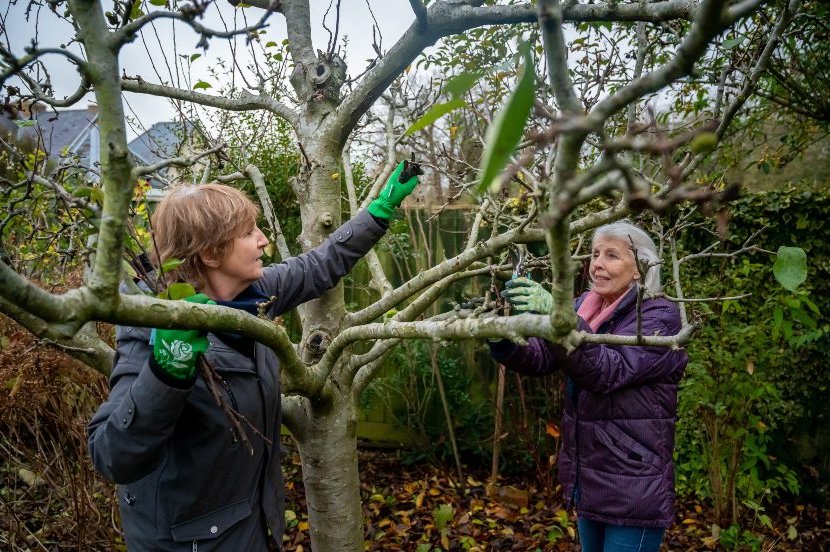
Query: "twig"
196 356 272 455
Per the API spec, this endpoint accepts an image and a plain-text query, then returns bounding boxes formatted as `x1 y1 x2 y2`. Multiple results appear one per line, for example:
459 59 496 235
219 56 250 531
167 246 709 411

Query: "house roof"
17 108 97 157
128 121 189 166
4 106 188 166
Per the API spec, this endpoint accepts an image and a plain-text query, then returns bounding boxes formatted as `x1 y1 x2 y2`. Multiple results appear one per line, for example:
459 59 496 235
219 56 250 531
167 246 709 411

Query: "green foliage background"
674 184 830 521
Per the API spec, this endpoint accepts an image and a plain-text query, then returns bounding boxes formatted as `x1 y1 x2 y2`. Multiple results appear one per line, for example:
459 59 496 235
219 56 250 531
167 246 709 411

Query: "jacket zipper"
220 378 240 443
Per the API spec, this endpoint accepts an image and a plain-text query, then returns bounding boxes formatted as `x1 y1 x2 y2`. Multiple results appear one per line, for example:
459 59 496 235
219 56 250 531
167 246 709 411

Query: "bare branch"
0 294 113 375
0 44 88 86
30 175 101 217
538 0 581 114
0 259 318 390
244 165 291 261
113 3 279 51
325 312 698 373
330 0 703 147
342 142 392 296
132 143 226 177
589 0 764 125
408 0 428 29
121 78 299 126
715 0 800 140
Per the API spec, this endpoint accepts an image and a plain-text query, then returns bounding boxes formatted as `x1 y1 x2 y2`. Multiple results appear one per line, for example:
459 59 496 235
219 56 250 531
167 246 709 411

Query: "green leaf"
404 98 465 136
773 246 807 291
476 46 535 194
193 80 212 91
190 53 201 62
160 282 197 301
160 258 185 274
149 0 167 6
130 1 144 20
265 41 278 48
444 71 482 99
14 119 37 128
722 37 745 50
433 503 454 531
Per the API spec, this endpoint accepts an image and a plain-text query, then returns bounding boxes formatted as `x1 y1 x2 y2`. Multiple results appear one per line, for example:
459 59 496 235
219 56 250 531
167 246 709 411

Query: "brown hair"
150 183 260 288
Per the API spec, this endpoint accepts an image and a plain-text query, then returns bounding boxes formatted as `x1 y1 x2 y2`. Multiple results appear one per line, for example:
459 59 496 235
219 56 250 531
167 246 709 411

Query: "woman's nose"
257 228 269 248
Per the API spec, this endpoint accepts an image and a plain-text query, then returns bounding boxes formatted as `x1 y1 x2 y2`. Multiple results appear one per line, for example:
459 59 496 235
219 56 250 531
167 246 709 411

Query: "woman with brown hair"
88 162 419 550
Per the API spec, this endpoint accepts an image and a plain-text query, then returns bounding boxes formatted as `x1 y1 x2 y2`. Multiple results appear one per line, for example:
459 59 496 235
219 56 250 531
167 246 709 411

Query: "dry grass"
0 315 122 551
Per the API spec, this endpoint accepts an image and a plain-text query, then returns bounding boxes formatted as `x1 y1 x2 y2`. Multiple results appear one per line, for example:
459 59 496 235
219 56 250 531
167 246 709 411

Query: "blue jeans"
577 518 665 552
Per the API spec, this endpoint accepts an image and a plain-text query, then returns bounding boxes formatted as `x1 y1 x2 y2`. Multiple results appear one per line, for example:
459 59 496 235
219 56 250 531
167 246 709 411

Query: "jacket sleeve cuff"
488 339 518 361
368 212 390 229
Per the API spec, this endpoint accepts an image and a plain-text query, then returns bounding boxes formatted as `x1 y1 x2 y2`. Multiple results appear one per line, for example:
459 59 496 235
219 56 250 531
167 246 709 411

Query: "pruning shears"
507 243 530 280
398 154 424 183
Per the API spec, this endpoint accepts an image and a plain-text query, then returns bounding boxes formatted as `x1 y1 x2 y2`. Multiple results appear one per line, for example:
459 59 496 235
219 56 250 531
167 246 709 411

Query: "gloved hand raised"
501 277 553 314
367 160 421 220
153 293 216 379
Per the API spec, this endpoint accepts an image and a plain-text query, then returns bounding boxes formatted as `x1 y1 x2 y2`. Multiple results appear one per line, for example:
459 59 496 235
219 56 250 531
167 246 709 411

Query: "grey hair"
592 221 661 293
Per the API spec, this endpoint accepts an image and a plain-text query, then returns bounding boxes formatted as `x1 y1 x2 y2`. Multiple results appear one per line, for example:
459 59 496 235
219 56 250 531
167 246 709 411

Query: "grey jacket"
88 210 386 551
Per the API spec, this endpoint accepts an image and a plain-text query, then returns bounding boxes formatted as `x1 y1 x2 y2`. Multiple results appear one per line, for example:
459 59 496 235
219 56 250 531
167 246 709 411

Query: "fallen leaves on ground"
282 445 830 552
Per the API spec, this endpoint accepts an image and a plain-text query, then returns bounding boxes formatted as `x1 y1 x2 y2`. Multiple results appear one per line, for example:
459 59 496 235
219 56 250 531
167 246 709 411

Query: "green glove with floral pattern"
153 293 215 379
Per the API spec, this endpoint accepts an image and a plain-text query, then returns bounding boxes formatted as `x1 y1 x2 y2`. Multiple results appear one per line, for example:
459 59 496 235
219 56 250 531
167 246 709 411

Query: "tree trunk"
293 392 364 551
293 139 348 362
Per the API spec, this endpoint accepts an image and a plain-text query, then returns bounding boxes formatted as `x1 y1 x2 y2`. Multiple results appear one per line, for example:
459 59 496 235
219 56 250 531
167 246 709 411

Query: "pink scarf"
576 289 631 332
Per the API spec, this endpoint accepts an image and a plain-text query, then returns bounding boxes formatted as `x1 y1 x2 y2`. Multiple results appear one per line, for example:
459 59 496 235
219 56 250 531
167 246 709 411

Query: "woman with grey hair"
490 220 687 552
591 220 661 294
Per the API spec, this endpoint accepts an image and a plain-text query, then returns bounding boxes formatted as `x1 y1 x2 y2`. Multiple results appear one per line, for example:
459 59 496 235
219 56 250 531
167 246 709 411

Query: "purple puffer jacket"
489 286 688 528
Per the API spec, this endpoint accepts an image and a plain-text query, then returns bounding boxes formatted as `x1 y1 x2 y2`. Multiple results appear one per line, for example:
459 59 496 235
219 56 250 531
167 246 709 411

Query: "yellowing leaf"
787 525 798 540
297 521 309 531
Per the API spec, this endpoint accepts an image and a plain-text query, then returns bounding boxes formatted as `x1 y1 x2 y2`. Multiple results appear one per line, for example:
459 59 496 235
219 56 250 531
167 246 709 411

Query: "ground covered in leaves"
279 445 830 551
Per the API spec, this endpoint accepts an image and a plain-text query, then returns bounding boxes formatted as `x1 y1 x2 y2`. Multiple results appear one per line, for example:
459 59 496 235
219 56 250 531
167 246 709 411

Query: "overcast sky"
3 1 416 138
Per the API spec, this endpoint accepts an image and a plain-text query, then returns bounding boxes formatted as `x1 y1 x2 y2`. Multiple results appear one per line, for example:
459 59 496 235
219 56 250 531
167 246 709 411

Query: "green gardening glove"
501 277 553 314
367 160 421 219
153 293 216 379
